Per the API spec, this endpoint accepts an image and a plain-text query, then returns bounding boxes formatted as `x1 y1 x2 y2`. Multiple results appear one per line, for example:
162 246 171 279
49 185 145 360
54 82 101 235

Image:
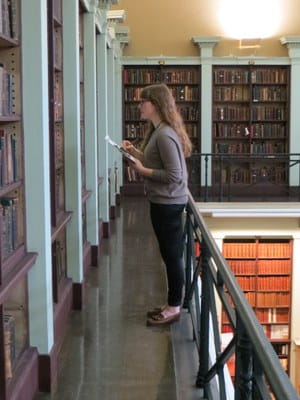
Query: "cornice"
192 36 221 48
280 36 300 60
95 8 107 33
121 56 200 65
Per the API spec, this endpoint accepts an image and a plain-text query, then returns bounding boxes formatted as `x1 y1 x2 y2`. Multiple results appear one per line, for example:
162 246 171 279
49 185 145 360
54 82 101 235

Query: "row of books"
272 343 289 356
214 165 287 185
1 196 19 259
214 122 286 138
213 105 249 121
124 123 146 139
54 28 62 70
125 165 143 183
4 313 15 379
224 242 291 259
123 69 198 85
124 86 199 102
54 76 63 121
256 292 290 307
214 68 288 85
125 104 199 122
236 276 256 291
0 129 17 186
55 168 65 211
0 65 13 116
216 142 287 154
214 86 250 102
256 308 289 324
236 276 290 292
263 324 289 340
257 276 290 291
0 0 18 40
213 106 287 122
213 86 287 102
251 106 287 121
252 86 287 102
228 259 291 275
177 105 199 121
55 126 64 166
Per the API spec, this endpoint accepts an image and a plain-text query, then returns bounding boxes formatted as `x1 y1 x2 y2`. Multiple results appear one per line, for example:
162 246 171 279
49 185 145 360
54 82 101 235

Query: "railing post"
183 208 193 308
235 314 253 400
204 154 209 202
196 240 210 391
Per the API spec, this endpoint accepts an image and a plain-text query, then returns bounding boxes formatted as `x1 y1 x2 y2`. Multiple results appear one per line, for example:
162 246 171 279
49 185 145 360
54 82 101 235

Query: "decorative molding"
280 36 300 60
107 9 126 23
192 36 221 48
280 36 300 47
95 8 108 33
192 36 221 60
121 56 200 65
115 25 130 50
96 0 120 9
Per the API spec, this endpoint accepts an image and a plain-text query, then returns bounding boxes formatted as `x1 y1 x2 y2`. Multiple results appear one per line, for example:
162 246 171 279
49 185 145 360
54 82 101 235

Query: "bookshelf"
222 238 292 378
212 65 290 195
122 65 201 195
0 1 37 398
48 0 72 302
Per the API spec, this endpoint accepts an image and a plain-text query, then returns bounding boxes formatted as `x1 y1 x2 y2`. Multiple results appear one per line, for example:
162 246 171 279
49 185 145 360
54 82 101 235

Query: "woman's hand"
130 158 153 178
122 140 135 155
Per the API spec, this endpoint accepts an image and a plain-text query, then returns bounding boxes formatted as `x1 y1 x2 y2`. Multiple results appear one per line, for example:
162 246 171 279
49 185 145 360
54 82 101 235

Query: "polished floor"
36 196 181 400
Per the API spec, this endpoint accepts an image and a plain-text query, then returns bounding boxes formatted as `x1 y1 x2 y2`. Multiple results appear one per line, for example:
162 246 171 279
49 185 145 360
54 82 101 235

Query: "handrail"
183 191 299 399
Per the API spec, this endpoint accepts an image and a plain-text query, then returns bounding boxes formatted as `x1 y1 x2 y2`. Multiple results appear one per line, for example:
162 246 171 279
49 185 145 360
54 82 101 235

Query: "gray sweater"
143 124 188 204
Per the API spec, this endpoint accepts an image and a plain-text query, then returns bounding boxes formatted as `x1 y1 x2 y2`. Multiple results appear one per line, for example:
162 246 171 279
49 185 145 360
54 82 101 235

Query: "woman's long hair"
140 83 192 158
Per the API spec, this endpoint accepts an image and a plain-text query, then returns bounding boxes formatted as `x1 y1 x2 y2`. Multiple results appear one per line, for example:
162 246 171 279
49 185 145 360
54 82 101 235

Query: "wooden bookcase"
212 65 290 195
0 1 37 398
122 65 201 195
48 0 71 303
222 238 292 377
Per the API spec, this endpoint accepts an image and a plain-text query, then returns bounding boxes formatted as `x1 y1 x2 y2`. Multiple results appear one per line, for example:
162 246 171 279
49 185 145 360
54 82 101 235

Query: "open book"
105 136 136 163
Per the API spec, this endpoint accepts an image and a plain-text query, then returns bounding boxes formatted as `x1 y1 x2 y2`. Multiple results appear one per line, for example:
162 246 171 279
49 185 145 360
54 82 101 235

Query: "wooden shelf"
222 237 292 379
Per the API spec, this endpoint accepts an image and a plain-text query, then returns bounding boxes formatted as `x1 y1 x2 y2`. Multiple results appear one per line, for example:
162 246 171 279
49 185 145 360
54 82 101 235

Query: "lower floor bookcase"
221 237 292 379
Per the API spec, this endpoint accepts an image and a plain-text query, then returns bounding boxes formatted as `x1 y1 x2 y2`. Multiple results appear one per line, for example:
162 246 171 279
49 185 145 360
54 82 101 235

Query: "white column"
84 11 99 246
63 0 83 282
192 37 220 186
114 50 123 191
22 0 53 352
107 43 116 208
281 37 300 186
97 31 110 223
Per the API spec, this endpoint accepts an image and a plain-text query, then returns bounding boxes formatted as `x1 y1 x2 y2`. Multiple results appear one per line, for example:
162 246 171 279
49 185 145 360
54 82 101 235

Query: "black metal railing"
187 153 300 202
182 192 299 399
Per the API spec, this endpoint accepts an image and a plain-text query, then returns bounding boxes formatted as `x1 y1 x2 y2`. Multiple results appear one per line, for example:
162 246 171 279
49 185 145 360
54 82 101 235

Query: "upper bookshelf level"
212 65 290 189
122 65 201 194
123 65 201 153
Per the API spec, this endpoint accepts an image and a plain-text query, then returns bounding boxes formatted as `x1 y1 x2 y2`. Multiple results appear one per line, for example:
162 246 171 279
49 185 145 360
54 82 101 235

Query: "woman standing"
122 83 192 325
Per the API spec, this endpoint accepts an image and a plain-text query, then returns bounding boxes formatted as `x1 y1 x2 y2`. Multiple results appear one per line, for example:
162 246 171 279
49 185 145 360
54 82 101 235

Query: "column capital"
280 36 300 59
192 36 220 58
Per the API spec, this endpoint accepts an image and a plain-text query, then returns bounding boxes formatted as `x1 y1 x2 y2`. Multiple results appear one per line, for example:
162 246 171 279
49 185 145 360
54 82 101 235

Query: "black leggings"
150 202 185 307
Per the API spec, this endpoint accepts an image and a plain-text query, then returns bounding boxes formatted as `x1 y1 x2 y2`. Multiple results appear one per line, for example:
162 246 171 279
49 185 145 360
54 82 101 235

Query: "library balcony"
35 195 299 400
187 153 300 202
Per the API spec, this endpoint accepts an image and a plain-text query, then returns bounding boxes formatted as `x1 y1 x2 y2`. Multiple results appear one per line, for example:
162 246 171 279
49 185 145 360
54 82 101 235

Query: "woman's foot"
146 305 167 318
147 306 180 326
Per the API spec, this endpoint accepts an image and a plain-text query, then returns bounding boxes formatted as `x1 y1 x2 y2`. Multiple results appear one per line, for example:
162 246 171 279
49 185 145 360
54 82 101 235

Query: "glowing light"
218 0 282 39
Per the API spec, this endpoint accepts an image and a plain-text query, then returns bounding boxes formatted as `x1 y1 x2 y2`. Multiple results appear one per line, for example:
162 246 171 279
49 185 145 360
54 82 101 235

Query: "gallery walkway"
35 196 202 400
